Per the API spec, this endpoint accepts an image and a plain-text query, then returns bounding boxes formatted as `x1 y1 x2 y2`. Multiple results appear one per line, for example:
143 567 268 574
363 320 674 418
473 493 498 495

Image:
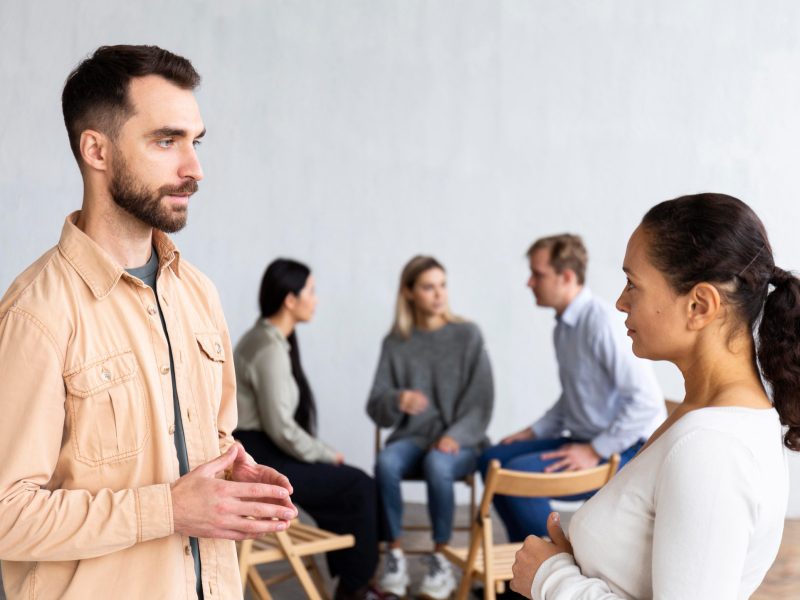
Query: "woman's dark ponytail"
758 267 800 451
287 331 317 435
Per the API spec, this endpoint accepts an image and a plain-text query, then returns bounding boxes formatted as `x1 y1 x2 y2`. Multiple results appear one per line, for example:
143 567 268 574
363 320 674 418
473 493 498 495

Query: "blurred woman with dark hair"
511 194 795 599
234 258 381 600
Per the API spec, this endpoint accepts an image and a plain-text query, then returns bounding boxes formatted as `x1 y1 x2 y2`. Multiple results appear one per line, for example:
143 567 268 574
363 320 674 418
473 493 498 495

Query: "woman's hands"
510 512 573 599
434 435 460 454
398 389 429 415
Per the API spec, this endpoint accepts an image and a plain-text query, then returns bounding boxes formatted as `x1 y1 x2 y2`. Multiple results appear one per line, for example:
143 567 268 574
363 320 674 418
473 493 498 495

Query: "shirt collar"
259 318 291 352
57 211 182 300
557 286 592 327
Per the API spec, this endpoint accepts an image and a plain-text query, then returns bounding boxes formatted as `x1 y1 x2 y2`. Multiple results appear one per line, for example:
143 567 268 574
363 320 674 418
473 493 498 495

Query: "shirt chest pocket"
195 332 226 411
65 351 150 466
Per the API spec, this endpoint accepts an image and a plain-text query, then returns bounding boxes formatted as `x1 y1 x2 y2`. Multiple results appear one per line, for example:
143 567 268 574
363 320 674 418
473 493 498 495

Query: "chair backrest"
479 455 620 519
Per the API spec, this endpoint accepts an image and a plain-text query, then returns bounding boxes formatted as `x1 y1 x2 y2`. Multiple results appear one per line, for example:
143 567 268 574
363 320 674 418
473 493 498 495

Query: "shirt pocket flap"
65 351 138 398
196 332 226 362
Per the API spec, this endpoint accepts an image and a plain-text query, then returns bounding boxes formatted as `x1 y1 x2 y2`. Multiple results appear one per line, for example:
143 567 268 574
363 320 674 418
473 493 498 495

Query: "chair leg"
275 530 325 600
455 520 483 600
306 556 330 600
248 567 274 600
455 570 474 600
483 578 496 600
470 479 476 520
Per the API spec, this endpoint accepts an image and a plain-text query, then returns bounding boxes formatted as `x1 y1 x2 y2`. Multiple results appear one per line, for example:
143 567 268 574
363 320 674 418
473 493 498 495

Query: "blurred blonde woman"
367 256 494 599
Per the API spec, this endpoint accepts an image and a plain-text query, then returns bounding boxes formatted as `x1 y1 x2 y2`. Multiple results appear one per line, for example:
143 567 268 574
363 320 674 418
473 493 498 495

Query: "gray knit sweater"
367 321 494 449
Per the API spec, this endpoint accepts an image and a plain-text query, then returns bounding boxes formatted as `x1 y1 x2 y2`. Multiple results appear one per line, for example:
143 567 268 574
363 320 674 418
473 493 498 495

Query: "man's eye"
156 139 173 148
192 140 202 148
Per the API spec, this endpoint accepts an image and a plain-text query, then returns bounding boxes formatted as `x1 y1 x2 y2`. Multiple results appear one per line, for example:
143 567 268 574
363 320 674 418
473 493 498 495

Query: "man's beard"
109 153 198 234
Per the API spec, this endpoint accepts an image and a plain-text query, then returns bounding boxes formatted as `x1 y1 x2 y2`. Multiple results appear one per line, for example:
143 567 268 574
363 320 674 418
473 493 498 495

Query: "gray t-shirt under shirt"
127 249 203 599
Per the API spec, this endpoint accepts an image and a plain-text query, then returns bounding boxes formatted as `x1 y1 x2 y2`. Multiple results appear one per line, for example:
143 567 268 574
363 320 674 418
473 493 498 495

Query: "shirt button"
184 545 191 556
147 305 157 316
168 424 175 435
160 365 171 375
101 369 112 382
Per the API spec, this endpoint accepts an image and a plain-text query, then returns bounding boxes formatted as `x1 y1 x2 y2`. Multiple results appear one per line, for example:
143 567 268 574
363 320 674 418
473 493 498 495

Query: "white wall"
2 0 800 514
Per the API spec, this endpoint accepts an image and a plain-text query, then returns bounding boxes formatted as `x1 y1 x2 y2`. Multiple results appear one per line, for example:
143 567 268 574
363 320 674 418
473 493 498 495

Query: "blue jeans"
477 437 643 541
375 438 478 544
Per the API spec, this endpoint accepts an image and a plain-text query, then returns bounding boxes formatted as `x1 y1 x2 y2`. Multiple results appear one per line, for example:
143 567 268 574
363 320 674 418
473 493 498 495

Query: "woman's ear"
686 283 722 331
283 292 298 312
402 287 414 302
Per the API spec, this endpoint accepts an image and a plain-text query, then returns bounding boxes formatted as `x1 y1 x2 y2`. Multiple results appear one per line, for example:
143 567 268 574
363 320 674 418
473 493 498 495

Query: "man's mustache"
160 180 199 196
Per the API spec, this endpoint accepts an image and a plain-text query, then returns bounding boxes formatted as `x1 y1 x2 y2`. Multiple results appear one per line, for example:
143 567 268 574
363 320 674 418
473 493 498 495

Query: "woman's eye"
625 279 635 291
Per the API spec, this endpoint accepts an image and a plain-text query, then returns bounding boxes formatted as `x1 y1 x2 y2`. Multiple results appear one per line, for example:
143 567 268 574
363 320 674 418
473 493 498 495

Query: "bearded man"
0 45 297 600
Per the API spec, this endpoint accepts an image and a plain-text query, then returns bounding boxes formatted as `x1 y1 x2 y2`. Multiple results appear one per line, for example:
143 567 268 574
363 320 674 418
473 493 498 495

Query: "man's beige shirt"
0 213 242 599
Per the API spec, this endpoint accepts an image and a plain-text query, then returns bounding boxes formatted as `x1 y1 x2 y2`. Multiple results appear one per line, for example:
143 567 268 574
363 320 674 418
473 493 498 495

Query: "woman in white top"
510 193 795 599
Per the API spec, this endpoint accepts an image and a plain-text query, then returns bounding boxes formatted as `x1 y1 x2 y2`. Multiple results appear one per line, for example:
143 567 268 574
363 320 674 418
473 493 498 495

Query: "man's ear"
79 129 110 172
686 283 721 331
561 268 577 285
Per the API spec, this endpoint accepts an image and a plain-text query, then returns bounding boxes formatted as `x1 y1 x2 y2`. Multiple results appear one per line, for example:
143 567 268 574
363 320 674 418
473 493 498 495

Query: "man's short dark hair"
527 233 588 284
62 45 200 163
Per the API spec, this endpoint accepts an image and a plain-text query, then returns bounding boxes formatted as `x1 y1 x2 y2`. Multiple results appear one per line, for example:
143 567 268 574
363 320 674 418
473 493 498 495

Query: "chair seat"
442 542 522 581
247 522 355 562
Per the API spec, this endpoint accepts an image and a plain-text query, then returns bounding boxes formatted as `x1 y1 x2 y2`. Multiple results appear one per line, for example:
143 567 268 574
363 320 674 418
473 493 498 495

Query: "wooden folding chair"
442 455 620 600
374 427 476 550
238 520 355 600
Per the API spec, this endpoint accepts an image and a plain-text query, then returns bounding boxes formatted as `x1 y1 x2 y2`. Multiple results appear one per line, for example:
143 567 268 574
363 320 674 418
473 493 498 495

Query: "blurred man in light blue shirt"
478 234 665 540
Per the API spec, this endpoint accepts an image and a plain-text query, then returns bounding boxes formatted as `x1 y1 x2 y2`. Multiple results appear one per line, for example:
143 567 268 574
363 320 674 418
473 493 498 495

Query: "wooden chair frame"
442 455 620 600
238 520 355 600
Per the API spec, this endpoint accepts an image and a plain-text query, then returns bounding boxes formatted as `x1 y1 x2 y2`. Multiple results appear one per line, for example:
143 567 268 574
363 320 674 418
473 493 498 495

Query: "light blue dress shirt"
531 287 666 457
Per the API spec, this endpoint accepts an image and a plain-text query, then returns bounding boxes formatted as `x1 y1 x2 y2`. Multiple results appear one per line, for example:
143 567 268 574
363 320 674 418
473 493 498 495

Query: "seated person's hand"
398 389 429 415
511 512 573 599
333 451 345 465
541 442 601 472
500 426 536 445
434 435 460 454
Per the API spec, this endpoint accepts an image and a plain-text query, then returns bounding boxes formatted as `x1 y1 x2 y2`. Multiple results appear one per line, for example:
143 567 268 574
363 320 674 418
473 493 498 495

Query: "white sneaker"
380 548 409 596
418 552 455 600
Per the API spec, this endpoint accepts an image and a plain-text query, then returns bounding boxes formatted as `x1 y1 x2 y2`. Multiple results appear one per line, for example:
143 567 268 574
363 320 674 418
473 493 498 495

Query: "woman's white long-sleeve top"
533 407 788 600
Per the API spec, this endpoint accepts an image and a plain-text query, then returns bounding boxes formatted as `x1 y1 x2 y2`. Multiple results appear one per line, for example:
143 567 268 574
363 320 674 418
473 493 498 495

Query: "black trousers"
234 430 379 592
